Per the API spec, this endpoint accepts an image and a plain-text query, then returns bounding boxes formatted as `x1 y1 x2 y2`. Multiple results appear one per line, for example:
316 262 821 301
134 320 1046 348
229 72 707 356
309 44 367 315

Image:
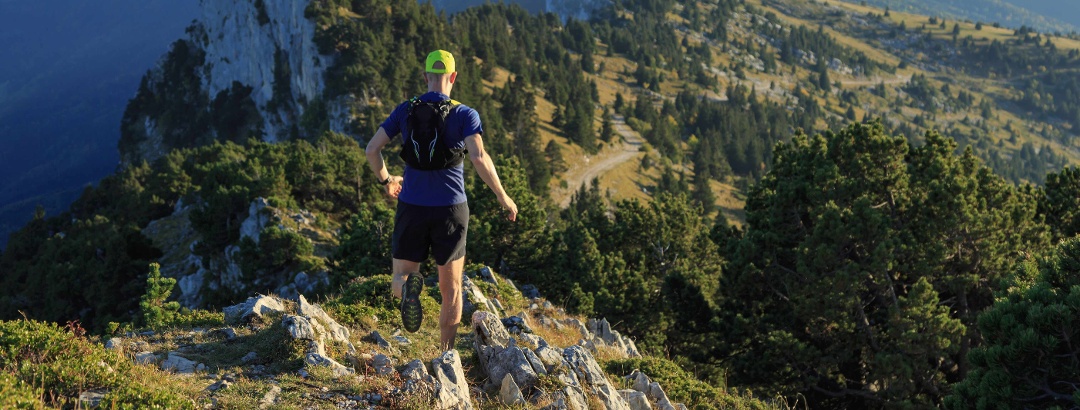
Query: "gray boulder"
363 330 395 352
223 295 285 325
499 373 527 405
564 346 631 410
472 310 512 349
619 389 652 410
371 353 395 376
588 318 640 357
282 315 318 340
161 352 205 374
134 351 158 365
305 352 353 377
297 295 352 351
431 350 474 410
400 359 429 381
104 337 122 352
483 345 539 391
462 276 503 317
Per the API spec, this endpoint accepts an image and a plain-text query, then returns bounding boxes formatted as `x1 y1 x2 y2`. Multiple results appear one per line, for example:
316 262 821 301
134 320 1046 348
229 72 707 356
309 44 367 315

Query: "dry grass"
746 0 903 67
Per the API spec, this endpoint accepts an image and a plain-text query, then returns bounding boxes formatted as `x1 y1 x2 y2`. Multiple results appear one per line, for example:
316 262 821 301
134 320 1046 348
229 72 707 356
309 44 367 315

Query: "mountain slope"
857 0 1079 33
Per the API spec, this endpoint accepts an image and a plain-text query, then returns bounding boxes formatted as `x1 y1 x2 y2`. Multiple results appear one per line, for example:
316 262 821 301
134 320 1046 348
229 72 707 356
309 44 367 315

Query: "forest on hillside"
4 0 1080 407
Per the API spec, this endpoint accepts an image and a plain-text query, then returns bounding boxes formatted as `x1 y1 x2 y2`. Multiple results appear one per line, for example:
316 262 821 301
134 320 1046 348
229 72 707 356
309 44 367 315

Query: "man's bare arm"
365 127 403 197
465 133 518 221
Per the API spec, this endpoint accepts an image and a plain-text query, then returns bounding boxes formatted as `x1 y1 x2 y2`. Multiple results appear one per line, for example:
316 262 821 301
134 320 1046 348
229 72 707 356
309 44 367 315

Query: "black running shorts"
392 201 469 265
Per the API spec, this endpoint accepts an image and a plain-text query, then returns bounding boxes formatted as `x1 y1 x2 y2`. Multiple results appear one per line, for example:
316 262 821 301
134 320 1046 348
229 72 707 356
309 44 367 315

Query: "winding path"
557 114 644 208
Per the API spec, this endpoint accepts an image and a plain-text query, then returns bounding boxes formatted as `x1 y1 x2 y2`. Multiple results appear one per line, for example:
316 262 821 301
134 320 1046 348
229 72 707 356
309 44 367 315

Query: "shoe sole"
401 273 424 333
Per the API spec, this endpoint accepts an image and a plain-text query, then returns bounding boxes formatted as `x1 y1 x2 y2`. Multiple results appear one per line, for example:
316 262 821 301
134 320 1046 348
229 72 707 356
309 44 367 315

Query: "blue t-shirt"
380 91 482 207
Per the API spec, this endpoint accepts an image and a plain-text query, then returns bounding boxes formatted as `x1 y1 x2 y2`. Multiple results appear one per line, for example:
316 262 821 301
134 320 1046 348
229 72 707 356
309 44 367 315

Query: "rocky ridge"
143 197 334 309
104 267 699 409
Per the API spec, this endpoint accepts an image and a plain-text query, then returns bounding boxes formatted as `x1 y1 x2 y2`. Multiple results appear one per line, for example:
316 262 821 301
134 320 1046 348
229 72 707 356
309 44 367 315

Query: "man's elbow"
365 142 381 157
468 150 486 165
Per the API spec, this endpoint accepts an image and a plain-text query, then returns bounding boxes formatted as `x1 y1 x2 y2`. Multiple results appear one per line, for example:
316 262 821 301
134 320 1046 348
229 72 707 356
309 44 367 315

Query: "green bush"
325 275 398 328
0 319 193 409
0 373 44 409
605 356 772 410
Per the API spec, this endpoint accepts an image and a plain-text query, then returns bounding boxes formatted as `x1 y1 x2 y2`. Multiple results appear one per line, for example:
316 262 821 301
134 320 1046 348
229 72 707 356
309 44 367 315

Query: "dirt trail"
557 115 644 208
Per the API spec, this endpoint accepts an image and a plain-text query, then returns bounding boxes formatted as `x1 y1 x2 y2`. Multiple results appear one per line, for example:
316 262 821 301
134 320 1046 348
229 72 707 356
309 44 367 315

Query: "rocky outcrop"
276 295 357 377
431 350 475 410
462 275 503 318
123 0 357 164
144 197 331 310
471 310 637 410
115 266 702 409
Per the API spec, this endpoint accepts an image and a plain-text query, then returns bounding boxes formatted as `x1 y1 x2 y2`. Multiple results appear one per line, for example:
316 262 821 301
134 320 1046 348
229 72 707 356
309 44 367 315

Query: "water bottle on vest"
400 97 465 170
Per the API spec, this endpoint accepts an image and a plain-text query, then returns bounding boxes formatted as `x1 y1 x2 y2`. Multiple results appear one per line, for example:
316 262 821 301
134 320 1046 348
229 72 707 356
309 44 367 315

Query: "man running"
365 50 518 351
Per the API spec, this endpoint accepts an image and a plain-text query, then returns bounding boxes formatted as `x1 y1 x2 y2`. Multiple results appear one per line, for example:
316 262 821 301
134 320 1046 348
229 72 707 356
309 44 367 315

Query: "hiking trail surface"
556 114 645 208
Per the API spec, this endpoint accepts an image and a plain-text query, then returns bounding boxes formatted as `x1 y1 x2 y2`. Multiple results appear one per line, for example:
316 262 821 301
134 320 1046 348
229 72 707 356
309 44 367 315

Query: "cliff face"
120 0 352 164
195 0 331 141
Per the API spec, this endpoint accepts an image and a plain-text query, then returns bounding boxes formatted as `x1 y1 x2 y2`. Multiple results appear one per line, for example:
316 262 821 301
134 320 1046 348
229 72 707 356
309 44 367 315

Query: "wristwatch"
379 176 391 185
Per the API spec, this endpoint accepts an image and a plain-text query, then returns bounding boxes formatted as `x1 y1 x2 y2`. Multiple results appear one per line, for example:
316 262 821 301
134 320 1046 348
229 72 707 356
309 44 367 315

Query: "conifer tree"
140 263 180 329
946 239 1080 409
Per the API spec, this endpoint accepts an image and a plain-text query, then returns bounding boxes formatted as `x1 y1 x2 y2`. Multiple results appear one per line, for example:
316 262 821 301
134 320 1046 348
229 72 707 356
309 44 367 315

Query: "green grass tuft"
0 319 197 409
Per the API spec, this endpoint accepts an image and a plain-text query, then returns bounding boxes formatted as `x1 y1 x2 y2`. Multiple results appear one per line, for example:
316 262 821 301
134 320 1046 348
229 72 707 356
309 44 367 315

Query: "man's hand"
385 175 403 198
498 194 518 221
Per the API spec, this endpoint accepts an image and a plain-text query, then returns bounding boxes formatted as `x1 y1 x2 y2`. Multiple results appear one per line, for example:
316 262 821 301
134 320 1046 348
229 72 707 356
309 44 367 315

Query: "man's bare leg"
392 258 421 298
437 256 465 351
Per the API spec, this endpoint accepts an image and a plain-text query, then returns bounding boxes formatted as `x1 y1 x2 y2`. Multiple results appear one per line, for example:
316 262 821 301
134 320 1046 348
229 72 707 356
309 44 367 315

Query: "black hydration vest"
399 97 466 170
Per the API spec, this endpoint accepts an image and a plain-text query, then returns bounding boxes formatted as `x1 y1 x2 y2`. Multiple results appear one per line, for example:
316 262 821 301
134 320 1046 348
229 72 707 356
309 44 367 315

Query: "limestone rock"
517 332 547 350
523 347 548 377
223 295 285 324
104 337 122 352
588 318 640 357
161 352 205 374
519 284 541 299
431 350 474 410
484 345 539 391
502 315 533 334
297 295 352 350
628 370 651 393
363 330 394 351
282 314 318 341
563 346 630 410
214 327 238 340
305 352 353 377
207 379 232 392
401 359 429 381
535 345 568 372
259 385 281 409
478 266 498 284
499 373 526 405
462 276 503 317
619 389 652 410
472 310 512 349
79 389 108 408
239 197 270 244
371 354 395 376
135 351 158 365
650 382 676 410
562 318 593 341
